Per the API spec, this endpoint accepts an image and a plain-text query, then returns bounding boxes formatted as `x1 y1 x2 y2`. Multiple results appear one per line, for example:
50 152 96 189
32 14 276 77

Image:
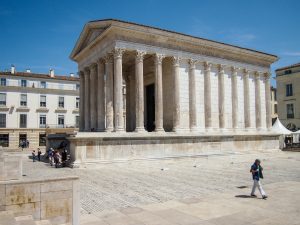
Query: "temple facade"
69 19 279 163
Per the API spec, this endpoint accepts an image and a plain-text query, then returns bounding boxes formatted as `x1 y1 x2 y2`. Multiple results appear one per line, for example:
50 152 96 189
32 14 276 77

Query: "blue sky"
0 0 299 86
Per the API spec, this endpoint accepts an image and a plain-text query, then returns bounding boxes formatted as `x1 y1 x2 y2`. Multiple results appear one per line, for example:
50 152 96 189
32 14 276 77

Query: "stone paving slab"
17 151 300 224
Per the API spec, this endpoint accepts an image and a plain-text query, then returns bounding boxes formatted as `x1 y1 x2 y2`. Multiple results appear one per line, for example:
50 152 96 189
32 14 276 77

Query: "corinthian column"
104 53 114 132
154 53 164 132
204 62 212 129
89 63 97 131
243 69 251 129
135 50 146 132
172 56 181 132
254 72 262 130
189 59 197 131
113 48 125 132
84 68 90 131
264 72 272 130
231 67 238 130
97 59 105 131
218 64 225 130
79 71 85 131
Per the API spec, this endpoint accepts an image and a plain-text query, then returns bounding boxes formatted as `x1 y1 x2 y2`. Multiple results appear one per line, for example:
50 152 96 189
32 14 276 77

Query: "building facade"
276 62 300 130
0 66 80 149
271 86 278 123
68 19 279 163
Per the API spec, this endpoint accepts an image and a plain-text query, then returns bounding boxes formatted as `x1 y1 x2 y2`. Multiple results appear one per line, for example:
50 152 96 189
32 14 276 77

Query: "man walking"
250 159 267 199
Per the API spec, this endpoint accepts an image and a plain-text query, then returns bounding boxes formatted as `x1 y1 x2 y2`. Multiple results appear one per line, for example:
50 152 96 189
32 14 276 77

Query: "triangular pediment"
79 28 107 51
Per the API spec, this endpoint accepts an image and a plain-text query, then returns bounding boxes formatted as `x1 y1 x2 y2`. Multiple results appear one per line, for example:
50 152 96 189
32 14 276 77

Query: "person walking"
250 159 267 199
48 148 54 166
32 150 36 162
53 150 60 168
37 148 42 161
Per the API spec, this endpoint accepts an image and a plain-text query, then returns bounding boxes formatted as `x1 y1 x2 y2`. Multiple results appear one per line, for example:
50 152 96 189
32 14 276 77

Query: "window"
75 115 79 128
284 70 292 75
58 115 65 128
58 96 64 108
286 84 293 97
19 134 27 146
76 97 79 108
40 81 46 88
0 134 9 147
19 114 27 128
39 115 46 128
0 114 6 128
21 80 27 87
0 93 6 106
39 133 46 146
0 78 6 86
40 95 46 107
20 94 27 106
274 90 277 101
287 104 294 119
76 84 80 91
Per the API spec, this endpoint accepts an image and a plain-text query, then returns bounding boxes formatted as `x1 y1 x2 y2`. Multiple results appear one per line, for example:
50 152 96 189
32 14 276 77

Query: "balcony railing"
44 124 79 129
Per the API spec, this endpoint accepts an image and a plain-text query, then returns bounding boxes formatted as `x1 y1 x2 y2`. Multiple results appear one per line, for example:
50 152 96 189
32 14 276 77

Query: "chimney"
70 73 74 77
49 69 54 77
26 69 31 73
11 65 15 74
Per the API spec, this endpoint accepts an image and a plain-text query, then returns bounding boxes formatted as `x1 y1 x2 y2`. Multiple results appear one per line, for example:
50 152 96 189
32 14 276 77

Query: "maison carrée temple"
68 19 279 165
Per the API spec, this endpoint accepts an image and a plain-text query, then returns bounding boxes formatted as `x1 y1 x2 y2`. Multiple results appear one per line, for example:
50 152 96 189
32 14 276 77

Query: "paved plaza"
19 150 300 225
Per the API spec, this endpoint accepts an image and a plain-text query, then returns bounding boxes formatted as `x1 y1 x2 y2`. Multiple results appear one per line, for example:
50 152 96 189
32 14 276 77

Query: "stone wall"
0 176 79 225
0 147 22 181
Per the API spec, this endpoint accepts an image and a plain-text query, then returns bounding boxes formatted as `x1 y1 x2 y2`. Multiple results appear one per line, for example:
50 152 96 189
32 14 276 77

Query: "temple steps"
0 210 54 225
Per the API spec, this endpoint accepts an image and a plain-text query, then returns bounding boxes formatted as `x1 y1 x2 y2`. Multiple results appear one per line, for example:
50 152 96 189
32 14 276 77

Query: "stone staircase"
0 211 70 225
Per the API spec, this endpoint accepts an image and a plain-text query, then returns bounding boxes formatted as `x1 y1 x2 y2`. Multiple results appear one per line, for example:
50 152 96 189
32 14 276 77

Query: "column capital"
254 71 262 79
171 56 181 66
135 50 147 62
90 63 97 71
84 67 90 74
97 58 105 65
243 68 250 75
104 53 113 64
263 72 271 80
218 64 226 73
113 48 125 59
154 53 165 65
204 61 212 71
189 59 197 69
231 66 239 73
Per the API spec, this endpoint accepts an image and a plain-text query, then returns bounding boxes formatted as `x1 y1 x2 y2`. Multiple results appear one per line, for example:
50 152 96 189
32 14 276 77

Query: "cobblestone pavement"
19 150 300 225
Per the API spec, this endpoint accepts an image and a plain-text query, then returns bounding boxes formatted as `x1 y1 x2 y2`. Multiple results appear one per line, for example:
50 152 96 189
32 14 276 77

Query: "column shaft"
113 48 125 132
204 62 212 129
243 70 251 128
135 51 146 132
172 56 181 132
218 65 225 129
104 54 114 132
154 54 164 132
79 72 85 131
97 60 105 131
189 59 197 131
84 69 90 131
255 72 262 129
89 64 97 131
265 73 272 129
231 67 238 129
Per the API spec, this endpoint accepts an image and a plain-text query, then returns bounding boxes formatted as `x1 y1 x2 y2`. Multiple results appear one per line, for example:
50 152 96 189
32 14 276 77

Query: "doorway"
146 84 155 132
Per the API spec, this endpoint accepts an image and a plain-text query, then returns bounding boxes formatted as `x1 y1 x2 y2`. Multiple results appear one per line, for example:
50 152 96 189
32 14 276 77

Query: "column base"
105 127 114 132
155 127 165 133
114 128 125 133
135 127 146 133
205 127 213 133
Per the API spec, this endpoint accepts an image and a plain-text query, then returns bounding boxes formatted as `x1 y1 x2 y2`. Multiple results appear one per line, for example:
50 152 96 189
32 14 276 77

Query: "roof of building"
85 18 277 58
0 71 79 82
275 62 300 72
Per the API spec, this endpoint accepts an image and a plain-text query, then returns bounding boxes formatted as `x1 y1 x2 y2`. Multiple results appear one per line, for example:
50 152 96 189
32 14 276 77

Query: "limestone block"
41 180 72 193
41 190 72 201
5 183 41 205
6 202 41 219
0 184 5 207
41 198 72 225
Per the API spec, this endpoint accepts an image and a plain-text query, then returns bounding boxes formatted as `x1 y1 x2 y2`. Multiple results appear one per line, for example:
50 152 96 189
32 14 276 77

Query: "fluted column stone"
172 56 181 132
104 53 114 132
255 72 262 130
89 64 97 131
113 48 125 132
84 68 90 131
231 67 238 130
189 59 197 131
97 59 105 131
264 72 272 130
243 69 251 129
79 71 85 131
154 54 164 132
204 62 212 129
218 64 225 130
135 51 146 132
